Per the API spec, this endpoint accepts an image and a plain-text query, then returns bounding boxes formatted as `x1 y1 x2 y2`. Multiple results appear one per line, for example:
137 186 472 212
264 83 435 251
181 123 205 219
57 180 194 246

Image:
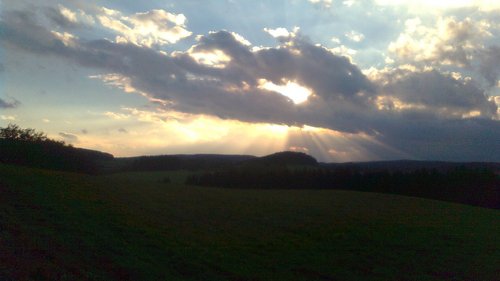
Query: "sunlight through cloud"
258 79 313 104
189 50 231 68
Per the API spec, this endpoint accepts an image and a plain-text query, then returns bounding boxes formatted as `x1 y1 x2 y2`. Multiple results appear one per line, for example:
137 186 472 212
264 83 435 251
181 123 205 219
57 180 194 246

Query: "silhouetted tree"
0 124 112 174
0 123 50 142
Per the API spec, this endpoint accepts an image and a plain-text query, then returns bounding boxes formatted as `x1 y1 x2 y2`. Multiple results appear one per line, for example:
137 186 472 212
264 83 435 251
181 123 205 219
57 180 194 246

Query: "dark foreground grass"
0 164 499 280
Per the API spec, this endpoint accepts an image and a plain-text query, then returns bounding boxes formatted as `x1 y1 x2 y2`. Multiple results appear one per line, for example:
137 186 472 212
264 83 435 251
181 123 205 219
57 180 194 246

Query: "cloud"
308 0 332 8
0 97 21 109
29 24 372 132
374 0 500 11
96 7 191 47
104 111 130 120
188 48 231 68
50 30 78 47
491 95 500 118
345 30 365 42
90 73 146 95
264 27 292 38
45 5 78 28
2 4 500 161
374 118 500 161
376 69 497 118
388 17 492 67
59 132 79 142
0 9 78 55
1 115 16 121
258 79 312 104
478 46 500 86
386 14 500 89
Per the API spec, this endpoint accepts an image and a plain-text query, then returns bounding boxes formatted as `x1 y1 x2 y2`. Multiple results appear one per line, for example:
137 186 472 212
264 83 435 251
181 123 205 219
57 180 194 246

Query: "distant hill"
1 124 498 177
113 152 318 172
113 154 256 172
174 154 257 170
239 151 318 168
115 153 500 174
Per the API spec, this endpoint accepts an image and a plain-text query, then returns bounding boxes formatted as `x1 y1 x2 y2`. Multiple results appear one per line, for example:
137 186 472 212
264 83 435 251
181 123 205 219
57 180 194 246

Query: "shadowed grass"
1 164 499 280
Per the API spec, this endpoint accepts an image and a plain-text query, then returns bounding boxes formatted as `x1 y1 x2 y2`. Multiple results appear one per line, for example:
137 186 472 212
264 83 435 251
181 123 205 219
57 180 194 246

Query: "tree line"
186 166 499 209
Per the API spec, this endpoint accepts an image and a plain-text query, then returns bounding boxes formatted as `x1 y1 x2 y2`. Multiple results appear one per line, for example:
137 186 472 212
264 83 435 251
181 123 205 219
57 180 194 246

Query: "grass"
1 164 499 280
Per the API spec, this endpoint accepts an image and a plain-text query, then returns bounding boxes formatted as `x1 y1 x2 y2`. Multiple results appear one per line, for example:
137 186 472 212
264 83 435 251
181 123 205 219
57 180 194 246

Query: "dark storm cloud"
0 98 21 109
0 10 69 55
381 70 497 118
373 118 500 162
2 6 499 161
478 46 500 86
190 31 375 98
0 20 373 132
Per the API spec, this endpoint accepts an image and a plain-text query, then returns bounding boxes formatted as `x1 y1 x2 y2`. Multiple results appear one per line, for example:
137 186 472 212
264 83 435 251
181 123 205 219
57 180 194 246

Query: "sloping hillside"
1 164 499 280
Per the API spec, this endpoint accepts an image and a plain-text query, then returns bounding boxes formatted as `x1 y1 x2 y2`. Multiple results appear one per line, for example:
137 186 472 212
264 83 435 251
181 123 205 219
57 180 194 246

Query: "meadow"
1 163 499 280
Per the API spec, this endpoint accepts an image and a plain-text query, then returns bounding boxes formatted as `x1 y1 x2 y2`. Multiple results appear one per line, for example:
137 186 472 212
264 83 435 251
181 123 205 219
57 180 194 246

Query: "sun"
258 79 313 104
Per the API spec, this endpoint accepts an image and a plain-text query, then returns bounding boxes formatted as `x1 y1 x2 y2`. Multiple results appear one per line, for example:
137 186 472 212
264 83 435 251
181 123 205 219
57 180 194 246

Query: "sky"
1 0 499 162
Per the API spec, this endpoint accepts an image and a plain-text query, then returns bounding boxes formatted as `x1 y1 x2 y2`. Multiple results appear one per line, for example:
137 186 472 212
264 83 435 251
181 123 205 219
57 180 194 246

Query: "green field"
1 164 499 280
